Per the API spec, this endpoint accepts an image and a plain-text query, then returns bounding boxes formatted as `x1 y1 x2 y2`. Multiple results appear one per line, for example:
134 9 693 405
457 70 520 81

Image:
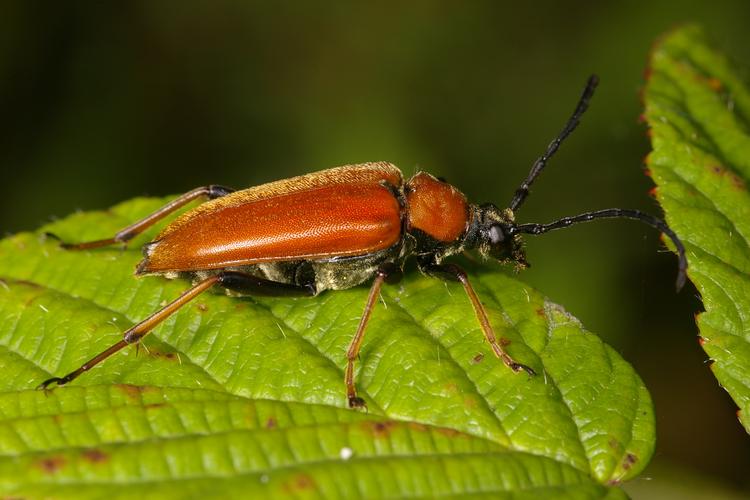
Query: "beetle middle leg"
37 271 315 390
419 260 535 376
52 185 235 250
346 262 403 409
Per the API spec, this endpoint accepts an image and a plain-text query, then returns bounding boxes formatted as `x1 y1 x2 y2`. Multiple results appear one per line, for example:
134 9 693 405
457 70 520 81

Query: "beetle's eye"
489 224 506 245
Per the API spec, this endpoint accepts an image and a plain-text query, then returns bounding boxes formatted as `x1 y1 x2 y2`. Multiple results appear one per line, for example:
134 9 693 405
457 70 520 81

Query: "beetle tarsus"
499 350 536 376
348 396 367 409
36 376 69 391
43 232 79 250
510 362 536 377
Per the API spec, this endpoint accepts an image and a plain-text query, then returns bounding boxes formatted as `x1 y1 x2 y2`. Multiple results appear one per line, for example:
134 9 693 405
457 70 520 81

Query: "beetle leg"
37 270 316 391
346 262 402 409
37 274 222 390
55 185 235 250
419 261 535 376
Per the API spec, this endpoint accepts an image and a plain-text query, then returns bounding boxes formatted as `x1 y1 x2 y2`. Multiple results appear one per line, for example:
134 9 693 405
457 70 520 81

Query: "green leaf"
0 196 649 498
644 25 750 433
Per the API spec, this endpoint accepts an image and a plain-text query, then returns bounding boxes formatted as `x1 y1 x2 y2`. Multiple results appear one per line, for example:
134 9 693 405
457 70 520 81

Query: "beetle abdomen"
138 166 404 274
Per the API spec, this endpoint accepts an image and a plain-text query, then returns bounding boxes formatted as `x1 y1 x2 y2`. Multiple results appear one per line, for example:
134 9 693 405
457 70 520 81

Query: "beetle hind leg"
37 275 222 390
53 185 235 250
36 271 315 391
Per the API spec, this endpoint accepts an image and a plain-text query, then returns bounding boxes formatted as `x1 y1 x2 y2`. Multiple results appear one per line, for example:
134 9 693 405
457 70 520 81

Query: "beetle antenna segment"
511 208 688 291
509 75 599 212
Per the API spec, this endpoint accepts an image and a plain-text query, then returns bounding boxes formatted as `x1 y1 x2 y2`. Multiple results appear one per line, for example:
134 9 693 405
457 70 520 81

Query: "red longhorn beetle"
39 75 686 408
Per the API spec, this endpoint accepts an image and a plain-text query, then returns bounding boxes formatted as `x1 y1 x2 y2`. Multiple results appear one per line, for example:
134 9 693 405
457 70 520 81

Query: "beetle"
38 75 687 408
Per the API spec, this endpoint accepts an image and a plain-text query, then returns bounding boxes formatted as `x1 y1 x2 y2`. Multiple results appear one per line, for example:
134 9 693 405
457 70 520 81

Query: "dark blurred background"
2 2 749 496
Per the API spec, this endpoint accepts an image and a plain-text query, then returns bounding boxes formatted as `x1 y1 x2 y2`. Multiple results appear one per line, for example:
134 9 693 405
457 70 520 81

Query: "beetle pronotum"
39 75 686 408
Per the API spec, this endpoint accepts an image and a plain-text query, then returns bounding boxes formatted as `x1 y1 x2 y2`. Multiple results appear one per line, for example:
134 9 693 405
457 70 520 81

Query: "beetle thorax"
403 172 471 259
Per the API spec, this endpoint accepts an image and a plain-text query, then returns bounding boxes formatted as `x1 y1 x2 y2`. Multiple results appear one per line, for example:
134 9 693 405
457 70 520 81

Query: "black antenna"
510 75 600 212
510 208 688 291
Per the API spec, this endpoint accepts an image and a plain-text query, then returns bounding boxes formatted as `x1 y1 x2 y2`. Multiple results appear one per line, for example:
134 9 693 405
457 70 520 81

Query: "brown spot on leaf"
647 186 658 198
622 453 638 470
408 422 428 432
82 449 109 464
707 163 745 191
282 473 316 493
196 303 208 312
707 77 722 91
636 83 647 104
471 353 484 364
436 427 461 438
443 382 459 395
608 438 619 449
499 338 511 347
295 474 314 489
148 350 177 361
144 403 166 409
698 336 707 346
36 456 66 474
23 293 44 308
367 420 397 438
116 384 144 400
266 417 277 429
115 384 155 401
730 173 746 191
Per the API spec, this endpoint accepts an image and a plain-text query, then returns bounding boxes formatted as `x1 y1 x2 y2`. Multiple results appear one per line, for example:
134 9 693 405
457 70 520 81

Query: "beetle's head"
472 203 528 269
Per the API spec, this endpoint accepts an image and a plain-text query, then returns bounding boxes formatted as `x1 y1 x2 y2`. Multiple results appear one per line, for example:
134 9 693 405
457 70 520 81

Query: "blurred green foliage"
646 25 750 435
1 1 749 495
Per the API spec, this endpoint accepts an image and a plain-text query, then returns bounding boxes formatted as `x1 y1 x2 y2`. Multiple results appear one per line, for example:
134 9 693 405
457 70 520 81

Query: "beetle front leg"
346 262 402 409
419 260 535 376
50 185 235 250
